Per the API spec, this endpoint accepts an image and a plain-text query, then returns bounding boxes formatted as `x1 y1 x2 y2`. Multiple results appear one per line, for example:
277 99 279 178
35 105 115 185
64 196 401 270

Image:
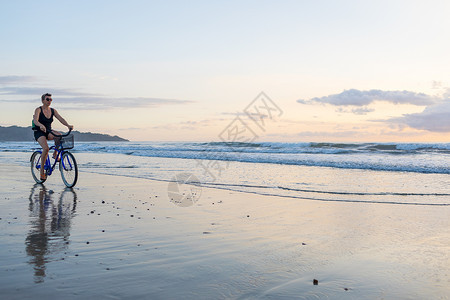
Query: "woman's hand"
40 125 46 132
67 125 74 130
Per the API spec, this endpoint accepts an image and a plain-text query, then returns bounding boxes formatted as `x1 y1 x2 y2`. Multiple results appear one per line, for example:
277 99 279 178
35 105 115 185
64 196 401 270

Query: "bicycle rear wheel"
60 152 78 188
30 151 45 184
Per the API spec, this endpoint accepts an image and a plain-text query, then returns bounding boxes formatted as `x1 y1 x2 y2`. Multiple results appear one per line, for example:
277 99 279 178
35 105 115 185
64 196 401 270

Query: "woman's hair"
41 93 52 101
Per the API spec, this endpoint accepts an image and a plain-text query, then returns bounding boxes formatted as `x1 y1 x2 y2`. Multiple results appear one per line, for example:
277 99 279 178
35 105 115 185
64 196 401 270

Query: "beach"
3 0 450 298
0 150 449 299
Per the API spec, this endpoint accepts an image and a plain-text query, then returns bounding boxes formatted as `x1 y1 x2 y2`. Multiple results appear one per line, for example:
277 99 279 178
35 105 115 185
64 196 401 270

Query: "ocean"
1 141 449 205
1 141 450 299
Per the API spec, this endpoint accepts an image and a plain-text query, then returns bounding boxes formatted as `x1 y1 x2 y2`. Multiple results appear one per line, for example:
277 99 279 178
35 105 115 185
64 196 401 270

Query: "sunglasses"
46 98 52 101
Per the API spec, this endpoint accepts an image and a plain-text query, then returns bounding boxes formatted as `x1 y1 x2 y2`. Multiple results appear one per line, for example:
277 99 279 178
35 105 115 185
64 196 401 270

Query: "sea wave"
1 141 449 174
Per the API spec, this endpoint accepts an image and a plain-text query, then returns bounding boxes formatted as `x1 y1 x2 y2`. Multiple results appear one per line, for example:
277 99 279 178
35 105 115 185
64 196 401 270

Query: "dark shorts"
33 129 50 141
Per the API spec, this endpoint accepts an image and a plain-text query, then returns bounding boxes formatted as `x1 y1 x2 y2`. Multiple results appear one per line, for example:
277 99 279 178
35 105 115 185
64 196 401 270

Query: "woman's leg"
37 136 49 179
48 131 61 159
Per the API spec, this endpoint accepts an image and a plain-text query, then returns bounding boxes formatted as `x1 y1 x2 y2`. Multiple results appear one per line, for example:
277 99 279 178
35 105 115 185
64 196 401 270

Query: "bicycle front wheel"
30 151 45 184
60 152 78 188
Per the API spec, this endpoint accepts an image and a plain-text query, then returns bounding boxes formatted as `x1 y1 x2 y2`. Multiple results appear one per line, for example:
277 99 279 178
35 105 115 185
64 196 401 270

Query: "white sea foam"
1 141 449 174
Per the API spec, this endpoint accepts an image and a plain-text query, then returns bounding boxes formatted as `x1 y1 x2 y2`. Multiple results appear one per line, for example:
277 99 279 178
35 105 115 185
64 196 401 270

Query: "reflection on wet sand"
25 185 77 283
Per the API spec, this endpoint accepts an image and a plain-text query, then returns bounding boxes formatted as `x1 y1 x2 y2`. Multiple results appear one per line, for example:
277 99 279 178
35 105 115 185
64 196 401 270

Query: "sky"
0 0 449 142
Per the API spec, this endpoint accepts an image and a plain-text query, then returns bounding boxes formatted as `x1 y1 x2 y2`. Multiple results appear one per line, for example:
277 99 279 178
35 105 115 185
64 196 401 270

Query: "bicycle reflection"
25 184 77 283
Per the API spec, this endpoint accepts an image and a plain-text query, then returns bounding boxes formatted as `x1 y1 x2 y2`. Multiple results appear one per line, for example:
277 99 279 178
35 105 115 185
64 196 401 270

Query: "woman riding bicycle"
32 93 74 181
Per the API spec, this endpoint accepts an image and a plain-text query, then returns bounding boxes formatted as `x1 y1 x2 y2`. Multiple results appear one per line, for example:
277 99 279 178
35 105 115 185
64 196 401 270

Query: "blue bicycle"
30 129 78 188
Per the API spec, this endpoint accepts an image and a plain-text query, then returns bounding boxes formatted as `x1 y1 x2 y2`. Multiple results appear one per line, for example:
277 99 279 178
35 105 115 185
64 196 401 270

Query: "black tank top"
38 107 54 132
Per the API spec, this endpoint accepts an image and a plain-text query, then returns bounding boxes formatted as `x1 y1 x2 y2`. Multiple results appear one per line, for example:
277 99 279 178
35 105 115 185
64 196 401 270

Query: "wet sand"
0 163 449 299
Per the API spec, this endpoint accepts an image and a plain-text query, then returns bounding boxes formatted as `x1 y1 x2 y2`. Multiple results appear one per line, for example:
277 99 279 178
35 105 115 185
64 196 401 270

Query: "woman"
33 93 74 181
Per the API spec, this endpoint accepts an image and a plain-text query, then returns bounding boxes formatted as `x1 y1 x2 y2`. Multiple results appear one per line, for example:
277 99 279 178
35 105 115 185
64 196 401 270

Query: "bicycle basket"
60 134 74 149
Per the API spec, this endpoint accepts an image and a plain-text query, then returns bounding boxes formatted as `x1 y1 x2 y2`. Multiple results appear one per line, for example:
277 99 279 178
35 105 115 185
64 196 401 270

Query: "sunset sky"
1 0 449 142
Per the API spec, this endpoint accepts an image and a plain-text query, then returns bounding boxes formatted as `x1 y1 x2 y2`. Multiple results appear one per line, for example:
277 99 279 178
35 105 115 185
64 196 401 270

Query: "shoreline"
1 141 449 176
0 162 449 299
2 151 448 206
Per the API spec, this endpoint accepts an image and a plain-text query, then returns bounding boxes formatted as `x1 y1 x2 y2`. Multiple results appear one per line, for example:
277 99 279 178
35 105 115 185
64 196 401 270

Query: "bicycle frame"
35 144 71 176
31 128 78 187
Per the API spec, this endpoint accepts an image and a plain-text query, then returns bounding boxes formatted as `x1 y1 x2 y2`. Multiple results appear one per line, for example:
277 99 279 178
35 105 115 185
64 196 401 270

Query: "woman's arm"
33 107 47 132
54 109 74 130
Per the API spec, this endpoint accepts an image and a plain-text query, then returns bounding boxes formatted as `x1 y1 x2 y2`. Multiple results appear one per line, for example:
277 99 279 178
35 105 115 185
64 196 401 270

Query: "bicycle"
30 129 78 188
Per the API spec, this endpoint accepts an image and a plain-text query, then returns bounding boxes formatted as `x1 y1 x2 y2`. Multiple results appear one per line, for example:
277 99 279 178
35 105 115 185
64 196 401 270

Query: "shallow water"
0 161 449 299
3 150 448 206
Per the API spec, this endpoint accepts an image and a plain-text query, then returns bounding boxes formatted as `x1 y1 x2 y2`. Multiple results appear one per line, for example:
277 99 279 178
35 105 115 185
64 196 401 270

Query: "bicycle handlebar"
49 128 73 137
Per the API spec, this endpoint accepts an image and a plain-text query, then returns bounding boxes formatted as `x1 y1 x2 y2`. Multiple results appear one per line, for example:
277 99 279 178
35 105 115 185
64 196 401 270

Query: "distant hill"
0 126 129 142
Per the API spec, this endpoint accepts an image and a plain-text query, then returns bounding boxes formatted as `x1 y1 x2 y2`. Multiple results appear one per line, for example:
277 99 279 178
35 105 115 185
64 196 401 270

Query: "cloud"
56 96 194 110
221 111 271 120
0 76 37 84
0 76 100 101
118 127 142 131
298 88 450 132
296 130 360 137
0 78 194 109
0 75 97 97
298 89 436 106
336 107 375 115
0 87 100 97
351 107 375 115
389 101 450 132
0 74 194 110
149 118 226 131
431 80 443 89
443 87 450 98
0 95 193 109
